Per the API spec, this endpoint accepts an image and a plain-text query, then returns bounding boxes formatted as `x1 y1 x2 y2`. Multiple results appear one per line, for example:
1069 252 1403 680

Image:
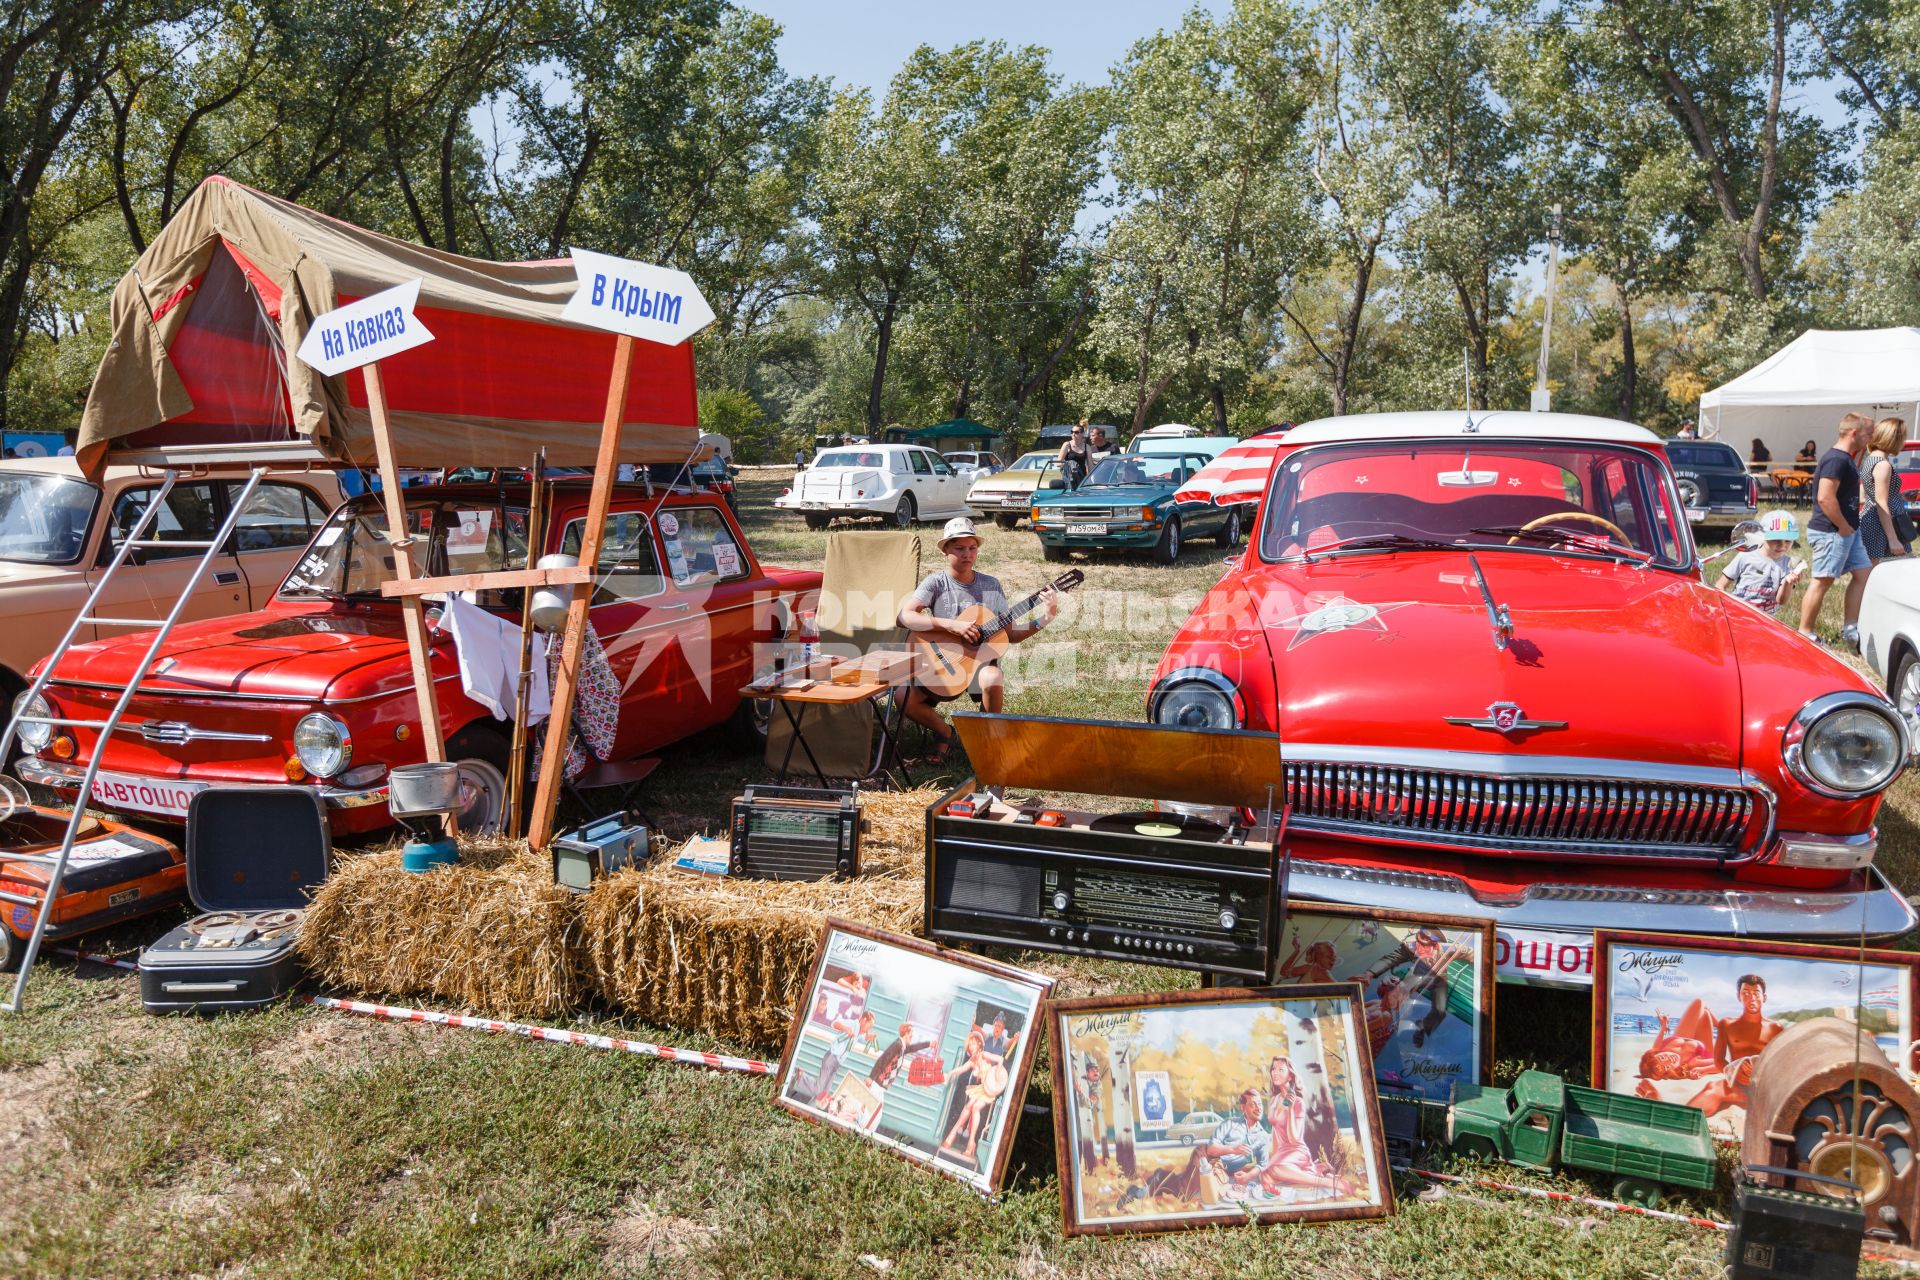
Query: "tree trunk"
1615 280 1637 422
866 293 898 434
1210 381 1227 433
1331 234 1380 417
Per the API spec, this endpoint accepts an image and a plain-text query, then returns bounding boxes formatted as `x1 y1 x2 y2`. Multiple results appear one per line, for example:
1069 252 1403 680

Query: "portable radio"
728 785 864 881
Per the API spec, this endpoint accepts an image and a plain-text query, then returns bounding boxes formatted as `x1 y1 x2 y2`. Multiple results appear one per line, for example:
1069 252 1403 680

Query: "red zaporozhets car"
1148 411 1917 986
13 480 819 835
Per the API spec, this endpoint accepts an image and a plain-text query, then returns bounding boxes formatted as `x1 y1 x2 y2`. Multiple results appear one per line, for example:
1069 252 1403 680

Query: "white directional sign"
560 247 715 346
296 280 435 375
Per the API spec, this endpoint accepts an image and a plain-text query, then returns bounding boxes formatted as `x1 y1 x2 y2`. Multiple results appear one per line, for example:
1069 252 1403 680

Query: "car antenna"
1462 349 1479 433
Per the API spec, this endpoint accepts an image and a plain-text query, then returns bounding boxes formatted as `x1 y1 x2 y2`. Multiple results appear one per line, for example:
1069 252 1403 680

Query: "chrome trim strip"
16 756 386 811
1283 742 1756 790
130 721 275 744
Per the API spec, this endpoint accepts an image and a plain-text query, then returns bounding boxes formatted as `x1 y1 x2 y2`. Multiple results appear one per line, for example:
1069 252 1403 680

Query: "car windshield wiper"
1470 525 1655 565
282 585 350 603
1283 533 1459 563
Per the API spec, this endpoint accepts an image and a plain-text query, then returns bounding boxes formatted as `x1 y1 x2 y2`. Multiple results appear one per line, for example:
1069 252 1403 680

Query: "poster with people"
1594 931 1920 1140
1048 985 1393 1237
774 920 1052 1195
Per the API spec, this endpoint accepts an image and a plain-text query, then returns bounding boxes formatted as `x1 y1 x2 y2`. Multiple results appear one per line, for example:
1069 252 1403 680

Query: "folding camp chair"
764 531 922 784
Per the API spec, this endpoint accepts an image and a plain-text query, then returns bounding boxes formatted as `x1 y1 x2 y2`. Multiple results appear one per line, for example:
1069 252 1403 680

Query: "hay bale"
300 843 589 1019
581 786 938 1047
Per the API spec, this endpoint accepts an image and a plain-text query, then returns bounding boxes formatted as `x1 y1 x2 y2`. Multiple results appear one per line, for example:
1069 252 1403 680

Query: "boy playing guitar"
898 517 1075 762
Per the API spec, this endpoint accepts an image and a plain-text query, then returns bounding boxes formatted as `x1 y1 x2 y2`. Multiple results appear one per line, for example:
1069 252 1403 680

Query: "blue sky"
744 0 1191 92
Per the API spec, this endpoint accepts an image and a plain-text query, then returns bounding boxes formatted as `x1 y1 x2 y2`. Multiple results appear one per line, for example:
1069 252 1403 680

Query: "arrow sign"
560 248 715 346
296 280 434 375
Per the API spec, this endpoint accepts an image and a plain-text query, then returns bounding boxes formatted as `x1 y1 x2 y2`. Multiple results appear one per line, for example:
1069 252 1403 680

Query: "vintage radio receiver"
926 714 1286 982
729 785 864 881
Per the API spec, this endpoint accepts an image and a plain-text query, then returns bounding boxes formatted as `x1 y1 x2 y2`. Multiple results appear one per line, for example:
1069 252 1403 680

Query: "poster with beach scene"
1275 905 1494 1102
1593 931 1920 1141
1048 984 1392 1237
774 919 1052 1195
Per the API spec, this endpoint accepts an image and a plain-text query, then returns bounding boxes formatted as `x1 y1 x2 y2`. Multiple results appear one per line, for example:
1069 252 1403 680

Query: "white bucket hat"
937 516 981 551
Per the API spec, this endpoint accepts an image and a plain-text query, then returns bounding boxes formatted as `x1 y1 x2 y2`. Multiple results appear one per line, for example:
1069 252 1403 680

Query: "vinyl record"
1086 810 1228 841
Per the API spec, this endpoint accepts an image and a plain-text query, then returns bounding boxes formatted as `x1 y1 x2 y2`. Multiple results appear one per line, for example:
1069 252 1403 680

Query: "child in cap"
1717 510 1805 615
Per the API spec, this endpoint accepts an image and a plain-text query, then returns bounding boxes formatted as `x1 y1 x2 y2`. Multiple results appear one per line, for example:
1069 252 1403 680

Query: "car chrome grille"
1058 506 1118 521
1282 761 1761 858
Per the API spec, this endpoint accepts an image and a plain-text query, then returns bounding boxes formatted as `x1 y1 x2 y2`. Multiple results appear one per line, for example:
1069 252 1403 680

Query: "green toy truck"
1448 1070 1716 1207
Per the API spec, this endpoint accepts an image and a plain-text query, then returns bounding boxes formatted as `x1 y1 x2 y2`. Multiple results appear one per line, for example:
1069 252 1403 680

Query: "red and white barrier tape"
301 995 777 1076
55 946 140 972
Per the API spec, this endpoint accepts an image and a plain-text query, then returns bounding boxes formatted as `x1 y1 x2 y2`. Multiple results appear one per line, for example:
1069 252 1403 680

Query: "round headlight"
293 713 352 779
1786 694 1908 798
1151 679 1240 731
11 690 52 751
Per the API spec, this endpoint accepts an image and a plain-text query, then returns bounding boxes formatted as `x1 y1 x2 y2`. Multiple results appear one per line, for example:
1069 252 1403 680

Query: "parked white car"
774 444 973 529
1859 557 1920 743
942 450 1003 482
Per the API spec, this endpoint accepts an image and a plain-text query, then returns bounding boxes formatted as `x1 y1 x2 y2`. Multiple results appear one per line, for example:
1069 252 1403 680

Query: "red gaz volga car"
14 481 819 835
1148 412 1916 982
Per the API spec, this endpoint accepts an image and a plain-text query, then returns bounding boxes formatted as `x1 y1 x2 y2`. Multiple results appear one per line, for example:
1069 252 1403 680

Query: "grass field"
4 469 1915 1279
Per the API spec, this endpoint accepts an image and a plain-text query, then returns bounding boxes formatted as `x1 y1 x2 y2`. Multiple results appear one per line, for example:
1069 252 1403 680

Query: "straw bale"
581 786 939 1047
299 842 589 1019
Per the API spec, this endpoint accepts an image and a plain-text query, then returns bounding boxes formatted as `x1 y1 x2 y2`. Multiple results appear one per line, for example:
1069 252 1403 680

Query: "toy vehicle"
1030 449 1242 564
1448 1070 1716 1206
1665 439 1758 524
965 451 1068 528
14 479 820 837
0 804 185 970
0 457 341 737
1148 411 1916 971
773 443 971 530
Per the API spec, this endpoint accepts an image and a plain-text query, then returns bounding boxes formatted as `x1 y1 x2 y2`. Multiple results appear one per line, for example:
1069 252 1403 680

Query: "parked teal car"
1029 449 1240 564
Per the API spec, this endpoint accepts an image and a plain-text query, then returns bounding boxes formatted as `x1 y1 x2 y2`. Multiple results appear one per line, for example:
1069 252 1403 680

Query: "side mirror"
1042 478 1065 490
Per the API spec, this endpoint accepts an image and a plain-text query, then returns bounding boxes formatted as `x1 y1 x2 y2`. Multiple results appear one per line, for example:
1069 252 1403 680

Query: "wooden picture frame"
1048 983 1394 1237
1275 903 1496 1103
1592 930 1920 1141
773 918 1053 1195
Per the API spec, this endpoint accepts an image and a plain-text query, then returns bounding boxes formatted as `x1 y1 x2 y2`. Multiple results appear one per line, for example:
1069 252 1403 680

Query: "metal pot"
387 762 461 817
531 553 579 633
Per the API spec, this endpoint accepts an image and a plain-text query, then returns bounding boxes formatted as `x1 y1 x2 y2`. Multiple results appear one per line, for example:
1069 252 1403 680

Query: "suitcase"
139 787 330 1015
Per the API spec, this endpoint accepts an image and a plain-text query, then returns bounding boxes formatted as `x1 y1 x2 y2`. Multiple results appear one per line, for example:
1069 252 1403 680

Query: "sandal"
921 735 957 765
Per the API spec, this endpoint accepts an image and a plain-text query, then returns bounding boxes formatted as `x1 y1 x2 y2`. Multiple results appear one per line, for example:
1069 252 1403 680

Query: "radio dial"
1218 908 1238 931
1051 890 1071 912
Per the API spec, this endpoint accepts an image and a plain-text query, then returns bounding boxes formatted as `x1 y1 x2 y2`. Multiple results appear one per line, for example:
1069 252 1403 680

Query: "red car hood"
44 607 432 702
1234 553 1743 768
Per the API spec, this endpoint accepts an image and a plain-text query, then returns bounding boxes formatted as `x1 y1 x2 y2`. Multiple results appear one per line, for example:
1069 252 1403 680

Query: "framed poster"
1049 984 1394 1237
1593 930 1920 1141
774 918 1053 1195
1276 904 1495 1102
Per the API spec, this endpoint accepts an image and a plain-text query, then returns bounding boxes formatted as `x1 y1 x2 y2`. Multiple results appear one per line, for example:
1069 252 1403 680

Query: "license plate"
1067 523 1106 534
88 771 206 818
1001 496 1027 507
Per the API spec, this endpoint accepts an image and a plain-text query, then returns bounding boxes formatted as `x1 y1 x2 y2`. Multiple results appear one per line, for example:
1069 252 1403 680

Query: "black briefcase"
139 787 330 1015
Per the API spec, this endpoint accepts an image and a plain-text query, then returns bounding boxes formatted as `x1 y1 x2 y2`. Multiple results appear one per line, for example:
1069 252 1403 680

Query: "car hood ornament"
1445 701 1567 736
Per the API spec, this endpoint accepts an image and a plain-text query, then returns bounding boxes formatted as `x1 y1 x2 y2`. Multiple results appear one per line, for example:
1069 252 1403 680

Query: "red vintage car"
1149 412 1916 983
13 481 819 835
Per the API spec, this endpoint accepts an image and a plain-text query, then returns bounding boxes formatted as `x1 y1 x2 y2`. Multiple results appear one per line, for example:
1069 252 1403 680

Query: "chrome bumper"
16 757 388 812
1287 856 1917 989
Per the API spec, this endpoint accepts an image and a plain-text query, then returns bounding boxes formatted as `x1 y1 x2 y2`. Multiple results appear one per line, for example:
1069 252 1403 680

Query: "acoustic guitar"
909 569 1084 698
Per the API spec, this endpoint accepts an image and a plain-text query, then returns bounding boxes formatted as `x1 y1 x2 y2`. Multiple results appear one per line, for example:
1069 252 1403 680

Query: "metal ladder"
0 466 269 1012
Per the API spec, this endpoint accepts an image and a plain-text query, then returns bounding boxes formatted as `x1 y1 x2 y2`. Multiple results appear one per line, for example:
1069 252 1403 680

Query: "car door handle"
660 601 692 612
215 571 240 586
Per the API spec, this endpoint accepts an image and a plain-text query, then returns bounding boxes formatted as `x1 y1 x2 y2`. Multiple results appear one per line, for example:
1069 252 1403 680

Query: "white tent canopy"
1700 327 1920 465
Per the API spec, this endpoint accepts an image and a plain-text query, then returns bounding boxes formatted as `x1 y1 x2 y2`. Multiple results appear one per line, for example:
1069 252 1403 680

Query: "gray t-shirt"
1723 548 1792 609
906 570 1008 625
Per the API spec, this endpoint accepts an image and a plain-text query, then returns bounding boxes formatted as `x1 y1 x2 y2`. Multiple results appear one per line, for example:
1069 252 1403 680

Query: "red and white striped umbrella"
1172 434 1287 506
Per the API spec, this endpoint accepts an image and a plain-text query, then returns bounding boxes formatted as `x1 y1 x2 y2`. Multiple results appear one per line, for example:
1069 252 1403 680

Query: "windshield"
1082 454 1192 488
281 494 530 601
0 473 98 564
815 450 888 469
1010 453 1055 472
1257 441 1690 568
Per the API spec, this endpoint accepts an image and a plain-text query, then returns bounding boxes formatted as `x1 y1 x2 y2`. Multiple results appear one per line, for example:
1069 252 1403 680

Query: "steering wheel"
1508 510 1630 546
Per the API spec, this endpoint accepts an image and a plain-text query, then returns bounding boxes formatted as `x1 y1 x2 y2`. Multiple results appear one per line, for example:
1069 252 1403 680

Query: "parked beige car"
0 457 342 709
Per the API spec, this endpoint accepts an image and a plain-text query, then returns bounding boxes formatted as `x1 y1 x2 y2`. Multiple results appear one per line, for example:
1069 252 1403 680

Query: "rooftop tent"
78 176 699 475
1699 327 1920 463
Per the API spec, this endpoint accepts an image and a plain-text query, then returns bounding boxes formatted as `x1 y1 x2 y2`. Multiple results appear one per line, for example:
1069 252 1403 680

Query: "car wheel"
804 514 830 531
446 727 510 837
1893 649 1920 743
1453 1136 1496 1162
1043 543 1069 563
1152 517 1182 565
893 494 917 528
1612 1177 1662 1209
0 922 18 973
1216 507 1242 548
1180 1134 1194 1147
994 514 1019 530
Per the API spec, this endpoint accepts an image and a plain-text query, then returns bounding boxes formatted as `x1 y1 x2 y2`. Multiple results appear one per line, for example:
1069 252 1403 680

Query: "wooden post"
505 450 547 840
527 334 636 849
364 362 454 833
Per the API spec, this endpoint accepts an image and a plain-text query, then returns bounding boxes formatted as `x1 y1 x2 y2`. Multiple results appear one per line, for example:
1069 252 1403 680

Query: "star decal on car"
1272 595 1417 650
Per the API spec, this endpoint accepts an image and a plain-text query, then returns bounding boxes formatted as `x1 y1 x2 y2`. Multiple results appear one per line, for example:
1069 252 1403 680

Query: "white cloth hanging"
440 593 549 723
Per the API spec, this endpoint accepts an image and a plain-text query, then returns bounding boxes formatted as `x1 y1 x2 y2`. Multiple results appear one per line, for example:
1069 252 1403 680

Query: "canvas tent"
78 176 699 476
1699 328 1920 463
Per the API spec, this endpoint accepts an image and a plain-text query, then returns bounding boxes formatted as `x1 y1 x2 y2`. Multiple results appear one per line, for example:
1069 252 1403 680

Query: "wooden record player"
925 713 1286 981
